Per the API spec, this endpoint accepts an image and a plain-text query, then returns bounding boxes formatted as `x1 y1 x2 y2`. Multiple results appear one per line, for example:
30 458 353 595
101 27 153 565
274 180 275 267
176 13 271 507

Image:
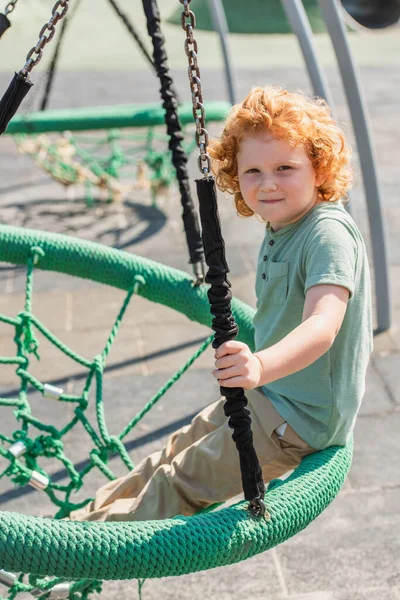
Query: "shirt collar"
266 203 321 239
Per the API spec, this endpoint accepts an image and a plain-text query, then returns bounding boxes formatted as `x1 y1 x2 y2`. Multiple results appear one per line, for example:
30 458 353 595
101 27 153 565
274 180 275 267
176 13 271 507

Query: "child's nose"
260 175 278 192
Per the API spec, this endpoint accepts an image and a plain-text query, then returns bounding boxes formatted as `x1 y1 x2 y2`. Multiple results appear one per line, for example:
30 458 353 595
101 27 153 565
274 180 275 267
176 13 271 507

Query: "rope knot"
18 311 40 359
30 246 45 265
132 275 146 293
36 436 63 457
93 354 104 374
109 435 125 454
90 447 109 463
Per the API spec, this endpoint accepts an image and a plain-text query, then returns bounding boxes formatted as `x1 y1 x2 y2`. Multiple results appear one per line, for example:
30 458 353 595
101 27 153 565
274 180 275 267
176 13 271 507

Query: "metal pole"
206 0 237 105
281 0 334 106
319 0 391 333
281 0 353 216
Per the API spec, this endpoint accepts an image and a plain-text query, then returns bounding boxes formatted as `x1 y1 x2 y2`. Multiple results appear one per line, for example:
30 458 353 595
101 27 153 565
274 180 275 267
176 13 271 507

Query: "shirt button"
261 273 266 280
269 240 275 246
263 255 267 261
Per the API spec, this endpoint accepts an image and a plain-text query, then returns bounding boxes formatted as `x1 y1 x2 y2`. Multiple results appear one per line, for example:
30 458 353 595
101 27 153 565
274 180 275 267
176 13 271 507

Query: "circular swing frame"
0 224 352 580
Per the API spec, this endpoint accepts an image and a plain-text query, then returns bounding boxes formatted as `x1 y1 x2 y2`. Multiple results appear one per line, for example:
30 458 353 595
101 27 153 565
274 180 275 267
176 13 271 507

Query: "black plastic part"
0 13 10 38
196 176 265 507
341 0 400 29
0 72 33 136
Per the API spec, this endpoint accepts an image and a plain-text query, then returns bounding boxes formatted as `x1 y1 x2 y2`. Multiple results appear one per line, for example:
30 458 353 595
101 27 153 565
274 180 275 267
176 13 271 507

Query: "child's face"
237 131 322 231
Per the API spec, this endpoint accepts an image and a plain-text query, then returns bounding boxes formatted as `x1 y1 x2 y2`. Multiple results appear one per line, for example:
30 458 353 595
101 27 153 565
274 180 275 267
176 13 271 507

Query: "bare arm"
213 284 350 389
254 284 350 386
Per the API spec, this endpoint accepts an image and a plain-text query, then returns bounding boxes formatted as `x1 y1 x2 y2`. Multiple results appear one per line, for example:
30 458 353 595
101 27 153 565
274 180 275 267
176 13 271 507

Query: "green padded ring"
5 102 231 135
0 224 254 348
0 225 353 579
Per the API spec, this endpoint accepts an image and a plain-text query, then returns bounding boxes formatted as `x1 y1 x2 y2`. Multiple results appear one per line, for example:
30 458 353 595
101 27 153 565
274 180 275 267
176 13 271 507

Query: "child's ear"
315 173 325 187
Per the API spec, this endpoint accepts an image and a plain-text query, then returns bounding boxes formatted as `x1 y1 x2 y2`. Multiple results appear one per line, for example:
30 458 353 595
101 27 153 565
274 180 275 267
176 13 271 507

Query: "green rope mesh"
13 127 197 206
5 102 230 205
0 225 352 596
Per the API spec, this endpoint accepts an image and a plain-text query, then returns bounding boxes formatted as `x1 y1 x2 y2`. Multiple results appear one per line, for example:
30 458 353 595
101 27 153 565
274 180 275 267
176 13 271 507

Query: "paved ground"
0 6 400 600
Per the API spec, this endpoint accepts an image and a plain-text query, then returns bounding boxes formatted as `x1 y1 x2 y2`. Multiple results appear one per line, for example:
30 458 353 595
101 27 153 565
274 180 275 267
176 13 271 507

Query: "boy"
69 86 373 522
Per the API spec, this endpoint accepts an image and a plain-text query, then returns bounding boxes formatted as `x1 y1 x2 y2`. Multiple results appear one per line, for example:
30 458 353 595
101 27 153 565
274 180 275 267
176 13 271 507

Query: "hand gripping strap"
0 72 33 135
196 176 265 510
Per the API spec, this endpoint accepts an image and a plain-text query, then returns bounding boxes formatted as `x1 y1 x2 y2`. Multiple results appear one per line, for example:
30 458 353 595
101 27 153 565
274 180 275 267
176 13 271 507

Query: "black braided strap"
142 0 205 270
0 13 10 38
196 176 265 512
0 72 33 135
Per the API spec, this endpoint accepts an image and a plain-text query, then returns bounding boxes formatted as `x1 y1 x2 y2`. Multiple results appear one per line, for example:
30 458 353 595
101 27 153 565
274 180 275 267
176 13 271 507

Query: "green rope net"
5 102 230 205
14 128 196 206
0 225 352 599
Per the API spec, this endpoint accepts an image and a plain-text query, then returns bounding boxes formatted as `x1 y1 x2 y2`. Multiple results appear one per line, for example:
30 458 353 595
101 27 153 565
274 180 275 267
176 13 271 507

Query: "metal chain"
179 0 211 176
4 0 18 15
20 0 69 77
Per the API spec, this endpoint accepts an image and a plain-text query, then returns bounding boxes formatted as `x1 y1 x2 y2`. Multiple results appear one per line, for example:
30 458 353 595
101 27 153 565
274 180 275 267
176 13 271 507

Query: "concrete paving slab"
373 329 399 355
0 289 71 334
373 353 400 406
386 328 400 351
139 321 213 374
280 590 400 600
350 411 400 489
359 363 394 416
102 548 282 600
275 487 400 596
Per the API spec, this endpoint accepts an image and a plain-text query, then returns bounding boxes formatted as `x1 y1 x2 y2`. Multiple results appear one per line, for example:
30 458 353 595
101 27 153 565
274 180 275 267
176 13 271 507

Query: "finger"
218 376 248 389
214 355 237 370
213 366 240 381
215 340 244 359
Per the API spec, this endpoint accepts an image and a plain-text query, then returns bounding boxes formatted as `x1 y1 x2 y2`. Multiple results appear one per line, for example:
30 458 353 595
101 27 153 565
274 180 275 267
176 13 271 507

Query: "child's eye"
246 168 260 174
277 165 292 171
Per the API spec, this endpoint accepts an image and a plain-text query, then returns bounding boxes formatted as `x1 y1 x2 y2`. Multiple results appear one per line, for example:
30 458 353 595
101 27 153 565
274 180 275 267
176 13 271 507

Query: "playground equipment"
0 1 385 598
0 0 230 206
172 0 392 333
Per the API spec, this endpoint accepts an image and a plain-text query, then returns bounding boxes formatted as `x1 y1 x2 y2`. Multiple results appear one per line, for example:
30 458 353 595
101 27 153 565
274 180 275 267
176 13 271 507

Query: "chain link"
4 0 18 15
179 0 211 176
20 0 69 77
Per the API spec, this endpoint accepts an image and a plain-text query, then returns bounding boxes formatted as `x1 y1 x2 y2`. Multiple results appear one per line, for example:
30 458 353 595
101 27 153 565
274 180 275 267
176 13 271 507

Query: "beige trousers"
69 389 316 522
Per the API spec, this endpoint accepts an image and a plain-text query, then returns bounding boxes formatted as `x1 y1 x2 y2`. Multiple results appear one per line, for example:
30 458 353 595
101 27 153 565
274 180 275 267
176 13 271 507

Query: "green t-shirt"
253 202 373 449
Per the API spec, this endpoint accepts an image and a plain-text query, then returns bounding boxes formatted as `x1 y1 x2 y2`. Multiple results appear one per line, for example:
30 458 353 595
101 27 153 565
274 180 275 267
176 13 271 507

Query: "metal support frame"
282 0 334 106
204 0 391 332
319 0 391 333
281 0 354 218
206 0 237 105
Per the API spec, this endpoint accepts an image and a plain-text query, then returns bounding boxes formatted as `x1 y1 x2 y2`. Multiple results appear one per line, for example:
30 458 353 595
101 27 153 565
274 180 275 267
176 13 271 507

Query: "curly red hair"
209 86 353 217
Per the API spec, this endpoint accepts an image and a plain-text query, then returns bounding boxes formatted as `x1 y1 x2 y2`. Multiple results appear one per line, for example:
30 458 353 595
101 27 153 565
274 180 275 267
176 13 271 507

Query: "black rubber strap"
0 13 10 38
196 176 265 511
142 0 205 270
0 72 33 136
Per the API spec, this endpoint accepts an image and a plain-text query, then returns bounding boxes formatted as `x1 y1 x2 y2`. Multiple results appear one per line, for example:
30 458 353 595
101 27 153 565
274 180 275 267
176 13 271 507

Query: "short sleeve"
303 219 358 299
